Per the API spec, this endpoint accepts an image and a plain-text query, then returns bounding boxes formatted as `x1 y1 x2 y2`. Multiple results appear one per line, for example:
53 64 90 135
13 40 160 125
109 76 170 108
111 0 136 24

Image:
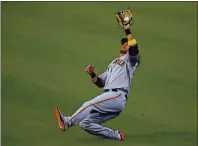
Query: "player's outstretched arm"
123 24 134 41
85 65 104 88
123 24 139 58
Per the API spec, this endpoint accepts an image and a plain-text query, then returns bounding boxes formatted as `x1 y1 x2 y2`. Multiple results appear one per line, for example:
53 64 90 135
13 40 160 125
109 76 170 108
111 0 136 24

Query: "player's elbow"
92 77 105 88
128 44 139 57
128 44 141 66
96 84 105 88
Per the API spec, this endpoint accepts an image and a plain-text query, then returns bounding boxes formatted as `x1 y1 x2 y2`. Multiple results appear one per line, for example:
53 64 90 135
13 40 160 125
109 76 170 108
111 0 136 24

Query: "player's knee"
79 120 89 130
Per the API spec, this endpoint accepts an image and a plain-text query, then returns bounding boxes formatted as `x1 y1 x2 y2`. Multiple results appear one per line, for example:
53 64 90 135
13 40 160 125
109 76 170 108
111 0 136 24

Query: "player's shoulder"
119 53 129 61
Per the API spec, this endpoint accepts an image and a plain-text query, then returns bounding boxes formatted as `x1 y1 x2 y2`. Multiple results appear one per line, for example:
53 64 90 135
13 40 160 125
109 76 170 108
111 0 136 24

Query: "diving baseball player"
53 9 140 141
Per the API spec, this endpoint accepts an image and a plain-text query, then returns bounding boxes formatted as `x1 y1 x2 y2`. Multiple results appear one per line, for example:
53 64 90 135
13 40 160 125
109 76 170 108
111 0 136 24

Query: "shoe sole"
53 107 65 131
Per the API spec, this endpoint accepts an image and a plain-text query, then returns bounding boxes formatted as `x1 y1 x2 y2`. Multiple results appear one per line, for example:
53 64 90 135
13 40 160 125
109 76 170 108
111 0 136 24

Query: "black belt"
104 88 128 99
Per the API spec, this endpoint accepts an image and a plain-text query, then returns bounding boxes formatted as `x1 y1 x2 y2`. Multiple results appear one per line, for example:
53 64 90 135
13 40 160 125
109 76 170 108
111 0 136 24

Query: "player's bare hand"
85 64 94 74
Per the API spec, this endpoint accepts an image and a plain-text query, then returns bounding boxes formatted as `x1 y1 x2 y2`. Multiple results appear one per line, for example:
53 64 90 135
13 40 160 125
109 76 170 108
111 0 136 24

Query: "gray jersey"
99 52 138 93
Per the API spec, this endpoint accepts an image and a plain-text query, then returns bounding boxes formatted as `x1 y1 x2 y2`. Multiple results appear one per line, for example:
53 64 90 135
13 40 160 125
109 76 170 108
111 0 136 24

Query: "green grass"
1 2 197 146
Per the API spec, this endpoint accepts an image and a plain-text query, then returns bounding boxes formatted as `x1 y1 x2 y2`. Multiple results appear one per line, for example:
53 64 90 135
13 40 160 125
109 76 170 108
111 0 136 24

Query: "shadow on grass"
125 131 197 142
77 131 197 145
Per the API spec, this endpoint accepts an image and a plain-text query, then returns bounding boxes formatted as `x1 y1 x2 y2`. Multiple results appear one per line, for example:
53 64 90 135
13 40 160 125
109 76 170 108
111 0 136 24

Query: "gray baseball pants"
65 90 127 139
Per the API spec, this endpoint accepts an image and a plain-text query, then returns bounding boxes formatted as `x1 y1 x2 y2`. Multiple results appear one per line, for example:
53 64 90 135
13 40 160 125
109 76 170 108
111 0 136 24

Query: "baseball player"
53 9 140 141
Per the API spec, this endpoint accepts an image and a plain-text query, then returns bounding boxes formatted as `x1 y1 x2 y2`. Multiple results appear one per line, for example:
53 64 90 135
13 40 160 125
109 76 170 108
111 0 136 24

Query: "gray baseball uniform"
63 52 139 139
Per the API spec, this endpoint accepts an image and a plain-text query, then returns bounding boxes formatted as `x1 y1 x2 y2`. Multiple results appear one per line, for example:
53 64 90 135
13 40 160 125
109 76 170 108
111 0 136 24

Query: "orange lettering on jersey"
113 59 125 67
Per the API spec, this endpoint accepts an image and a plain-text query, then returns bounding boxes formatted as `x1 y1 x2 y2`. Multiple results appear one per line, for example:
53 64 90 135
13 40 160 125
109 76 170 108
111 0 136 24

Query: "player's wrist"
125 28 131 35
89 72 96 78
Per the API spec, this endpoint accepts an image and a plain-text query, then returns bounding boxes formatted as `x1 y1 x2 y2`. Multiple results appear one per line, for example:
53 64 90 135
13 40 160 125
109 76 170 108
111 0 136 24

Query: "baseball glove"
115 8 133 27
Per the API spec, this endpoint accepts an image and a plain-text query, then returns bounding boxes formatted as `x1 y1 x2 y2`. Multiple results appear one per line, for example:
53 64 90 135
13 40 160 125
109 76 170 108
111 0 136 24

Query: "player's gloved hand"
115 8 133 28
85 64 95 74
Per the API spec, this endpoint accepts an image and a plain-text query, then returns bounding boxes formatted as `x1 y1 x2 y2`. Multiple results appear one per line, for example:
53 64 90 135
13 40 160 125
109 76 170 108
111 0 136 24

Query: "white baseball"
124 17 129 21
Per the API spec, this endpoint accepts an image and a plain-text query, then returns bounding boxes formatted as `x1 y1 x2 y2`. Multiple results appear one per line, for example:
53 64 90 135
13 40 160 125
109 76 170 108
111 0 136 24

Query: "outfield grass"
1 2 197 146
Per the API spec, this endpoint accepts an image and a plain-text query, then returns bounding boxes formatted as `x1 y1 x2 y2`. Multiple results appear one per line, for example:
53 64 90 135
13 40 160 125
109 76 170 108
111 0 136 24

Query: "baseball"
124 17 129 21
